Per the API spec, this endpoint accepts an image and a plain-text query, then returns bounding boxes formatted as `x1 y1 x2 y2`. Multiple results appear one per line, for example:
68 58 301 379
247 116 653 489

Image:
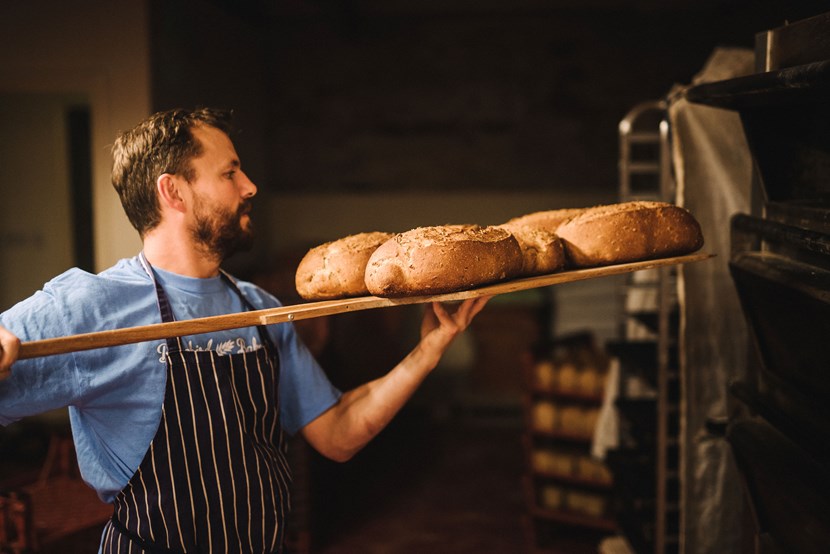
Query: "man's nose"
240 171 257 198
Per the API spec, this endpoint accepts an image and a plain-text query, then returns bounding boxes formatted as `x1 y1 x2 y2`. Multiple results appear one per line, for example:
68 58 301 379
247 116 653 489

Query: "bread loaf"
498 222 566 276
295 231 394 300
498 208 583 276
364 224 523 297
556 201 704 268
502 208 585 230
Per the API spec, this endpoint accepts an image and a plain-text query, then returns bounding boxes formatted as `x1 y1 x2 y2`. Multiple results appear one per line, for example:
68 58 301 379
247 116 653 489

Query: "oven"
685 11 830 553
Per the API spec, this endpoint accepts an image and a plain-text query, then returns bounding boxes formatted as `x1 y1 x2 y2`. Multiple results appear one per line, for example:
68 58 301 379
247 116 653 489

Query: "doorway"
0 93 93 310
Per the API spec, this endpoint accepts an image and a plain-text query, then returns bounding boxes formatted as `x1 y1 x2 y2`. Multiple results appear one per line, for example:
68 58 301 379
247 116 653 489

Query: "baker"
0 107 489 553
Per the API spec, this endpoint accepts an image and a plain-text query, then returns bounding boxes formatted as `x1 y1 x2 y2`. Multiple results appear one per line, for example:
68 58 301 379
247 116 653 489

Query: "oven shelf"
732 214 830 258
730 378 830 466
726 419 830 553
684 59 830 109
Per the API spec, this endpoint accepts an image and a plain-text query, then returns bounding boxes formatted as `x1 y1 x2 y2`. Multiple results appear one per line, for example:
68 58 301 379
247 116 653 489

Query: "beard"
191 199 255 262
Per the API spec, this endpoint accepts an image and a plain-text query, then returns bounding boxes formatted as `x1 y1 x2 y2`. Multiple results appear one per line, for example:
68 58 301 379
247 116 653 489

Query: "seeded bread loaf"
295 231 394 300
498 208 586 276
498 222 567 276
502 208 586 231
364 225 523 297
555 201 704 268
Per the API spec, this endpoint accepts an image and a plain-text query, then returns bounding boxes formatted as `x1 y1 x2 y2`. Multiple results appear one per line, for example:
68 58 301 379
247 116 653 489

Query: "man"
0 108 489 552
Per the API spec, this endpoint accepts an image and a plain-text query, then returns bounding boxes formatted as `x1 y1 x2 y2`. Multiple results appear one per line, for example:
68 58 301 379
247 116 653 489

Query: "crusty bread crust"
503 208 586 231
498 222 567 276
295 231 394 300
365 225 523 297
556 201 704 267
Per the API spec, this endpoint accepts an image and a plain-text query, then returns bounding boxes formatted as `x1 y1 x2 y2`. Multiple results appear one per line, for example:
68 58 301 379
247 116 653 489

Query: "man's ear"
156 174 187 213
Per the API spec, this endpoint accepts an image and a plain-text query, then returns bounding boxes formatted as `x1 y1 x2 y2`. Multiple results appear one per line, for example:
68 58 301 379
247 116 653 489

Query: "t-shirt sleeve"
274 321 342 435
0 286 82 426
239 284 342 435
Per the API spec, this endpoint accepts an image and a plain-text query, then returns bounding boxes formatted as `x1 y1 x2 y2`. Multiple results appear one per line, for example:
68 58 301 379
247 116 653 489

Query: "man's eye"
225 171 236 179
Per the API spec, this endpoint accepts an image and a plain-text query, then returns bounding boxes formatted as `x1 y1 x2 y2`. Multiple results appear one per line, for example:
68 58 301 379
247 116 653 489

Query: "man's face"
191 190 254 261
186 126 258 261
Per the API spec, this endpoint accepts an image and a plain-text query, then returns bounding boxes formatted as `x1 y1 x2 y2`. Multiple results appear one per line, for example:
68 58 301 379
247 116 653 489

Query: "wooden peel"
18 252 713 360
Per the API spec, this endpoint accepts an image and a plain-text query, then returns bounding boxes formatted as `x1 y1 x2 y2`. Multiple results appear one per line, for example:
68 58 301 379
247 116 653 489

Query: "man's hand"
418 296 491 365
0 325 20 381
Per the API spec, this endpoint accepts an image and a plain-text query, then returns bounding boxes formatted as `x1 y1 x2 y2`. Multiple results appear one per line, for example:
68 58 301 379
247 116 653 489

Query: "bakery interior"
1 1 829 552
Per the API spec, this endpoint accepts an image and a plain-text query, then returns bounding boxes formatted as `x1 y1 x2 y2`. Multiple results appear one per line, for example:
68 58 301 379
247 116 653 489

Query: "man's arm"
300 296 490 462
0 325 20 381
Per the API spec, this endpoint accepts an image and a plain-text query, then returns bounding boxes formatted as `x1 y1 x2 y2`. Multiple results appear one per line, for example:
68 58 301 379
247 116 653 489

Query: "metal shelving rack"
521 333 619 552
610 100 682 554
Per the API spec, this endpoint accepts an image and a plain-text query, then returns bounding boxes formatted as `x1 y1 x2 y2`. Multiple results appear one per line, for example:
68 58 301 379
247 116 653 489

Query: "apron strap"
218 270 278 352
138 253 277 354
139 252 182 352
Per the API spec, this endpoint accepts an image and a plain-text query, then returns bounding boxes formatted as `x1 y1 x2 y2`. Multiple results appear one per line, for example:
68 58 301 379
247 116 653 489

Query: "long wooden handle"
17 252 713 360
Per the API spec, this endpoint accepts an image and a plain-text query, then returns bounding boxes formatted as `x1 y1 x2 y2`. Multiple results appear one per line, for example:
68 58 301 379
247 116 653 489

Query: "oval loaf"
295 231 394 300
555 201 704 267
498 208 583 276
365 225 524 297
498 222 566 276
502 208 586 231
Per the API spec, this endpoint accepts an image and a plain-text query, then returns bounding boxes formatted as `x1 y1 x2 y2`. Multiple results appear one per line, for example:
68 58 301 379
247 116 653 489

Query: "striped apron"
100 256 291 553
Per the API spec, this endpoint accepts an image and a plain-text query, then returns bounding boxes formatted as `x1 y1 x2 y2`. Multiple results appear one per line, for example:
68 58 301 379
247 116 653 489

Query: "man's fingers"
452 295 492 327
430 301 452 326
463 295 491 322
432 295 492 331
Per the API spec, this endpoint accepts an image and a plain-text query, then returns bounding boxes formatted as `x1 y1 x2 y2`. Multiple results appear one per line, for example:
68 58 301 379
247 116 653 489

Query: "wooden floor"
307 410 527 553
305 406 607 554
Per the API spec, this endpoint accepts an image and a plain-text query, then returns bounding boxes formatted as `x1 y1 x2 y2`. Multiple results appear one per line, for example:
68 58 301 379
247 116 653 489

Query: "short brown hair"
111 107 233 236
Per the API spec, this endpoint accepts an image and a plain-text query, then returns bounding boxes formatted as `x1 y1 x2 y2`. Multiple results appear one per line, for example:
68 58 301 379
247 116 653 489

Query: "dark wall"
259 1 828 194
149 0 271 183
151 1 828 196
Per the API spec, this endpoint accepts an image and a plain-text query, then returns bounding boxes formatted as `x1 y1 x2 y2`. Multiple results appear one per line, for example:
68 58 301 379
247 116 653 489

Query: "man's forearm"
300 296 490 462
301 342 437 461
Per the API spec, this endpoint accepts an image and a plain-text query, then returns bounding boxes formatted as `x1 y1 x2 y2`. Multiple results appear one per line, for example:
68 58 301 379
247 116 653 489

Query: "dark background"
153 0 827 196
1 1 828 552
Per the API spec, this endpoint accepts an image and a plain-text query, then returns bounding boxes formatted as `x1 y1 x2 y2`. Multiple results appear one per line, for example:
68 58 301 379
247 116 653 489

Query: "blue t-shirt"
0 255 341 502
